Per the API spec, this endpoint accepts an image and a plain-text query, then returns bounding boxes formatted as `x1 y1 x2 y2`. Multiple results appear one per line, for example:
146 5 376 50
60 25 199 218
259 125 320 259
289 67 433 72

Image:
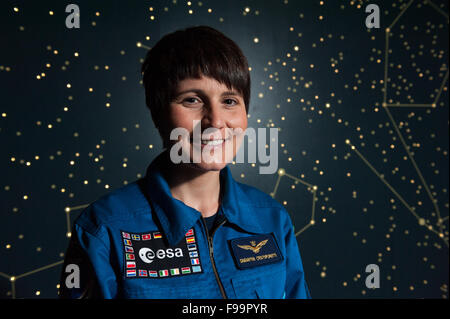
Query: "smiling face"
161 75 248 172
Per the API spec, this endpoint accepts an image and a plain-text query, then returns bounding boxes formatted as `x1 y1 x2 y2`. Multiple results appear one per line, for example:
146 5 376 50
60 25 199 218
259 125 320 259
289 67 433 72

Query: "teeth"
201 139 224 146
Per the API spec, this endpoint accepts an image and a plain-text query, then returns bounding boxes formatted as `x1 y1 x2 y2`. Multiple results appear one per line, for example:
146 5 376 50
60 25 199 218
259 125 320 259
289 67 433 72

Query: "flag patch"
187 244 197 251
125 246 134 253
127 269 136 277
181 267 191 274
185 229 194 236
186 236 196 244
124 239 132 246
192 266 202 273
189 251 198 258
139 270 148 277
153 232 162 239
191 258 200 265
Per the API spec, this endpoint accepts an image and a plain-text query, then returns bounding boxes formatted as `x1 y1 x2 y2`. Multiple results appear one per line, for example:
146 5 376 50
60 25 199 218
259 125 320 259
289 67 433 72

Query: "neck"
161 161 222 218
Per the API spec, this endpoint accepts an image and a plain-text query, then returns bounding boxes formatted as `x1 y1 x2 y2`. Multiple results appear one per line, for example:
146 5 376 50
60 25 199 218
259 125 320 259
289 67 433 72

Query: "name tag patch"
121 229 202 278
229 233 283 269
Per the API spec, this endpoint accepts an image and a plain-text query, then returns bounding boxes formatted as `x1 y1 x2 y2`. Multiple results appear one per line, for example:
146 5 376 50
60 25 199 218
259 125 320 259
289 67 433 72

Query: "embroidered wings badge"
237 239 269 254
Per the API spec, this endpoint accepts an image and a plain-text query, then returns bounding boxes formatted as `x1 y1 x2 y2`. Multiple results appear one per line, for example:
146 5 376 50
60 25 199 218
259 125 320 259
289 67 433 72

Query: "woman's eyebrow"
221 90 242 97
175 89 241 97
175 89 202 96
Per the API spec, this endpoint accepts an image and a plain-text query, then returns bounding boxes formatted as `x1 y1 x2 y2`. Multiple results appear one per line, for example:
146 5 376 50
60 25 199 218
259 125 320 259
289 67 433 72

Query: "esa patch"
229 233 283 269
121 229 203 278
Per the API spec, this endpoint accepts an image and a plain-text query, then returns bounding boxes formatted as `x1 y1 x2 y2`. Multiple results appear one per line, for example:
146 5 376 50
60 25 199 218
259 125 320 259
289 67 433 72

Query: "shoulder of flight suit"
61 181 149 298
231 180 293 232
235 180 283 208
74 180 149 234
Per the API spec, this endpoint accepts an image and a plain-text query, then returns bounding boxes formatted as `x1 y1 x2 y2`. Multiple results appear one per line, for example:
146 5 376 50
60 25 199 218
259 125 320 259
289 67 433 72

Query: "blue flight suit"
59 151 311 299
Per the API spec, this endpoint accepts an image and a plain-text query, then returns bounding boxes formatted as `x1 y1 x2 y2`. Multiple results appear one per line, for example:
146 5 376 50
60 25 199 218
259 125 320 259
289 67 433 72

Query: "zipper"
201 217 228 299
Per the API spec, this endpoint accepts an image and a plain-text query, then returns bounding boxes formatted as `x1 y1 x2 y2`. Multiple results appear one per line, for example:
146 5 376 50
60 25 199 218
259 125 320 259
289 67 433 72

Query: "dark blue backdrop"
0 0 448 298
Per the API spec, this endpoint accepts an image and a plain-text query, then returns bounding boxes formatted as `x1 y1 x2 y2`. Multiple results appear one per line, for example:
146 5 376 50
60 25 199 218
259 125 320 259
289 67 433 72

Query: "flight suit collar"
143 151 264 246
219 164 264 234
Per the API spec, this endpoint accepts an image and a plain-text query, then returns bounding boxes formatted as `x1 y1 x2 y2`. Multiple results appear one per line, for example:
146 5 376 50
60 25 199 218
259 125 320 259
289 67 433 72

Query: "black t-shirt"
203 177 225 234
202 205 227 234
203 213 217 233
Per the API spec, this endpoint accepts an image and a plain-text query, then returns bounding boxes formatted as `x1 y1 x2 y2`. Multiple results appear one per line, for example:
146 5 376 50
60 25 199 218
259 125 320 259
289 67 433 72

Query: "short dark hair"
141 25 251 132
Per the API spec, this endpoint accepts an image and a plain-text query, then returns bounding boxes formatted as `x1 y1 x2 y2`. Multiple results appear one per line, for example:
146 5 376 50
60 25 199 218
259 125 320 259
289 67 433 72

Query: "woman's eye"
224 99 237 106
183 97 200 104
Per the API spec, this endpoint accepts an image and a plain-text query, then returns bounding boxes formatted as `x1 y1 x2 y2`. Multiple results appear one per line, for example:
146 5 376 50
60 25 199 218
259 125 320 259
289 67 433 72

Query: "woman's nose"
202 104 225 129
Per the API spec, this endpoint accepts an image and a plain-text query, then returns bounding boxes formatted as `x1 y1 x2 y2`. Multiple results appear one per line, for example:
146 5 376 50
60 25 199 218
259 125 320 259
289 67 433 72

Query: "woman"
59 25 311 299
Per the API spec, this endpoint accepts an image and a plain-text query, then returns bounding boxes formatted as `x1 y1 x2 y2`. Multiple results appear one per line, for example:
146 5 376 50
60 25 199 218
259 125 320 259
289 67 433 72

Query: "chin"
189 160 228 172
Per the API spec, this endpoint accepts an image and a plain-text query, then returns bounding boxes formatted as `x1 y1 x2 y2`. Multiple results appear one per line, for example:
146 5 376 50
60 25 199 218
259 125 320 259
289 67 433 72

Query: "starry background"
0 0 448 299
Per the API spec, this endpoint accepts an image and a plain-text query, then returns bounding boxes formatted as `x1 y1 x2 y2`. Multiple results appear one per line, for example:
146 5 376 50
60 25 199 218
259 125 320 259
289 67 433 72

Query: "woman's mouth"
201 139 224 146
190 136 232 148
